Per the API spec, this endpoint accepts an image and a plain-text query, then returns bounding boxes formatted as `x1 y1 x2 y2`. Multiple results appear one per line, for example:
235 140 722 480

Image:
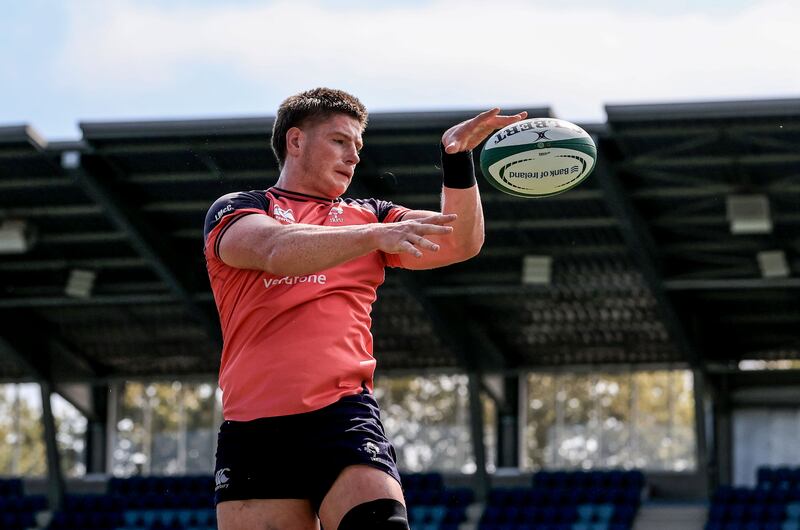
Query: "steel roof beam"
347 172 511 371
594 147 703 368
623 153 800 168
62 152 222 347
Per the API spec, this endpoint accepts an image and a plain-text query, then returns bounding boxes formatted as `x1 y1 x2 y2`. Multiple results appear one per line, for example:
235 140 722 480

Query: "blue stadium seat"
723 522 745 530
746 503 766 521
577 505 595 522
607 470 625 488
444 505 467 524
533 470 554 489
595 504 614 522
767 503 788 522
787 502 800 521
481 504 503 524
0 478 24 497
612 504 636 525
758 468 776 487
444 487 474 507
559 506 578 523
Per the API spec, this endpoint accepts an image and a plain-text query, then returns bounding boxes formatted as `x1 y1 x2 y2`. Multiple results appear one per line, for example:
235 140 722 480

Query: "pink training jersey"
204 187 410 421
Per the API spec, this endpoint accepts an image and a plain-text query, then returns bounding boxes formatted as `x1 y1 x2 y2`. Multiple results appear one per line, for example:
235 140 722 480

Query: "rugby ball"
479 118 597 198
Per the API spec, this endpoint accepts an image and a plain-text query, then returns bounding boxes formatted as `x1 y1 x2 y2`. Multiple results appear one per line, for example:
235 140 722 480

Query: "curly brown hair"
271 87 368 169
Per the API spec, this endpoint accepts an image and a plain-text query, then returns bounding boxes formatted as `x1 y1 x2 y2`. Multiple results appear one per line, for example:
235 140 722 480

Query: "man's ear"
286 127 304 157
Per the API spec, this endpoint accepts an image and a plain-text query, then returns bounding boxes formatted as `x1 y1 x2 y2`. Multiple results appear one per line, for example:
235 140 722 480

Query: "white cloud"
55 0 800 121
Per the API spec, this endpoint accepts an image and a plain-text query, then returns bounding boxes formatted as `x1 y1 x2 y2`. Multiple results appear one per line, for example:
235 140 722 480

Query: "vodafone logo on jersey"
273 205 296 223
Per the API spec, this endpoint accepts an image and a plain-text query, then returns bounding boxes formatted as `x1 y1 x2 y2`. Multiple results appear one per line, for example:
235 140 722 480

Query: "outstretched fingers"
444 109 529 153
394 214 457 257
412 213 457 228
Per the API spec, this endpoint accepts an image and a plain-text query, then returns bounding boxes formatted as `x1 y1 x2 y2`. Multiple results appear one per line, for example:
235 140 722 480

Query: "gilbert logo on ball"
479 118 597 198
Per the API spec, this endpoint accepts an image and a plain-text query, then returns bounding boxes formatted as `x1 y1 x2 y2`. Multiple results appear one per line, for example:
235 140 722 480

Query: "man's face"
295 113 363 198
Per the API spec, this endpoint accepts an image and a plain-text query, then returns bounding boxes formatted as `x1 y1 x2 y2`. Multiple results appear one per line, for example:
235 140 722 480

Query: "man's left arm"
397 108 528 270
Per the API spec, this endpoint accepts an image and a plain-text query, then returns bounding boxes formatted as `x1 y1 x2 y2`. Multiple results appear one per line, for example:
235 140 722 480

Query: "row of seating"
481 504 636 525
0 512 37 530
402 472 445 492
45 473 460 530
0 478 47 530
480 524 631 530
48 510 218 530
488 487 641 507
109 476 214 497
405 486 474 507
715 488 800 505
759 468 800 490
705 523 800 530
707 467 800 530
533 470 645 490
0 478 24 497
122 509 216 528
480 470 645 530
708 504 796 523
403 473 470 529
409 505 467 525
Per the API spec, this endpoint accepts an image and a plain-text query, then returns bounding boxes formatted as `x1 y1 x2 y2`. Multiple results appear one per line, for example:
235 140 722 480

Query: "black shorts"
213 390 402 512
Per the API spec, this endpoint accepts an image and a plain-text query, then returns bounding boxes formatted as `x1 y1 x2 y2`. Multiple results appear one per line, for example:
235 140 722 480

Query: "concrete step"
633 503 708 530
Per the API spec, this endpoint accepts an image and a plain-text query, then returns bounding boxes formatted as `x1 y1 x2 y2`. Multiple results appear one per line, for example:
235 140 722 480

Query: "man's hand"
441 108 529 154
375 213 457 258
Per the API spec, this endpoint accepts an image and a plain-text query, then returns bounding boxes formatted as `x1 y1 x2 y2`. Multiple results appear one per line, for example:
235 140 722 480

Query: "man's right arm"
217 212 457 276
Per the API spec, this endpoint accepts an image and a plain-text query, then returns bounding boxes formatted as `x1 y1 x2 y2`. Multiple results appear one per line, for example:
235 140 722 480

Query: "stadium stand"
0 478 48 530
45 476 215 530
705 467 800 530
403 472 473 530
39 473 471 530
3 98 800 530
478 470 644 530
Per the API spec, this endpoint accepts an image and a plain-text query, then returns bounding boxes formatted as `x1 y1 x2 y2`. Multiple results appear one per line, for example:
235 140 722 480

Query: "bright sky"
2 0 798 140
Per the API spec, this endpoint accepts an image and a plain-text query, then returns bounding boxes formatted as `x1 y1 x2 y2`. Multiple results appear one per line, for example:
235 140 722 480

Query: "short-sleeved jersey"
204 187 410 421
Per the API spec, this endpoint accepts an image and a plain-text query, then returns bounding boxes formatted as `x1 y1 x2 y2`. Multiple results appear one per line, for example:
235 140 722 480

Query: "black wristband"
440 143 477 189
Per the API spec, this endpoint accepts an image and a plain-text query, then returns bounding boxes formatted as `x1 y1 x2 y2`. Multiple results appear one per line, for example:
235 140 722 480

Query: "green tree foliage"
112 381 218 476
375 375 475 472
524 370 696 471
0 384 46 476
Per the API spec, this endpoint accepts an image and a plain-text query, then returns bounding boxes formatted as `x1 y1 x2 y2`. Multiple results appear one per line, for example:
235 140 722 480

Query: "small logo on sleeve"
214 204 234 222
363 441 381 461
273 205 296 223
215 468 231 491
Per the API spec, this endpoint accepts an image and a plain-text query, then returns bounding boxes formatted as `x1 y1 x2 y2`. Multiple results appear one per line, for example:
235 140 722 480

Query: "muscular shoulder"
204 190 270 240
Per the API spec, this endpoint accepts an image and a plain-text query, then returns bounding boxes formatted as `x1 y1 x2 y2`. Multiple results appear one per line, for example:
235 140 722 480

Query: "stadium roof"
1 98 799 384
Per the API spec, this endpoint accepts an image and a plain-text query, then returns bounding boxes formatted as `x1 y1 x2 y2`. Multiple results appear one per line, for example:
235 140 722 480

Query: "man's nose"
345 145 360 165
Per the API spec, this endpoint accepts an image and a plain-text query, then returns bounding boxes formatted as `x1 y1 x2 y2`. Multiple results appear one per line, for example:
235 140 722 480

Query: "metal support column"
468 371 489 501
692 368 711 496
497 375 519 468
40 381 65 511
86 385 109 474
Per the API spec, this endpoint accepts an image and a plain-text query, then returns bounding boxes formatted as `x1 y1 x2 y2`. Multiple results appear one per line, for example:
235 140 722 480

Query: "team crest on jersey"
328 205 345 223
273 204 296 223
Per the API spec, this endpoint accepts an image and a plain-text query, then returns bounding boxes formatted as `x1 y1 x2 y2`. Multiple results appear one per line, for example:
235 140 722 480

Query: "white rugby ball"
479 118 597 198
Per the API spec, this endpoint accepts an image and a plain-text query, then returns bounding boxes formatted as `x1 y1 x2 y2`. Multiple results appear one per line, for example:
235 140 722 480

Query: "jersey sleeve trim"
382 206 411 224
